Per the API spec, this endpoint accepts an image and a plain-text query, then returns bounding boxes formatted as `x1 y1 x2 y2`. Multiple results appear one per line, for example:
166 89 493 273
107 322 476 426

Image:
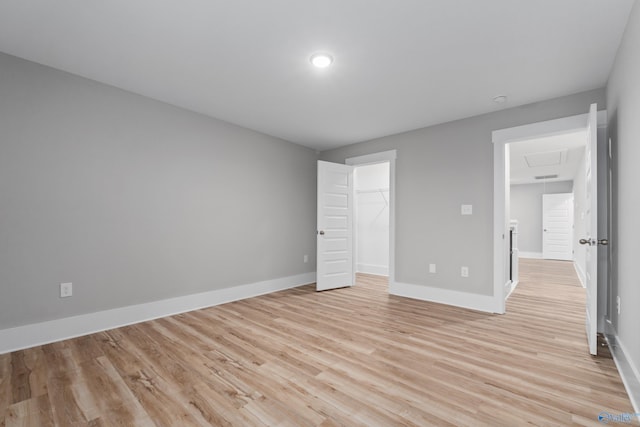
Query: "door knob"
579 238 608 246
318 230 325 235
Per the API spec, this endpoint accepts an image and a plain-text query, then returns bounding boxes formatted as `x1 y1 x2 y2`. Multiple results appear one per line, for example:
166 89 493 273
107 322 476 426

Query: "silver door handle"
318 230 325 235
579 238 608 246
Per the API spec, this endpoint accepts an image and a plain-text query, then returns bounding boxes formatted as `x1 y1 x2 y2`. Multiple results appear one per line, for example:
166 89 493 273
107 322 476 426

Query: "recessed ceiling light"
310 53 333 68
493 95 508 104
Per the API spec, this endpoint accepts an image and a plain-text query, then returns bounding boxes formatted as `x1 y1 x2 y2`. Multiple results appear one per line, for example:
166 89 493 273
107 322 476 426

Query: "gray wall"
321 89 605 296
0 52 318 329
510 181 574 255
606 0 640 385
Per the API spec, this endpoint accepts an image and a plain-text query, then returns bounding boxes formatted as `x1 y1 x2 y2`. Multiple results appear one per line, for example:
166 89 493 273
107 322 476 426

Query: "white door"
581 103 599 356
542 193 574 261
317 161 354 291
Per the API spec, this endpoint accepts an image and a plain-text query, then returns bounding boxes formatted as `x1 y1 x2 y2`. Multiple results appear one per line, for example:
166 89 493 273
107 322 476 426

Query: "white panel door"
317 161 354 291
542 193 574 261
581 103 599 356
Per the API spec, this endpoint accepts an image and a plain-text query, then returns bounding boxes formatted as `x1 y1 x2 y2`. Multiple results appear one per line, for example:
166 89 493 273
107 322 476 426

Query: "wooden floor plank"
1 259 637 426
0 353 12 416
3 395 55 427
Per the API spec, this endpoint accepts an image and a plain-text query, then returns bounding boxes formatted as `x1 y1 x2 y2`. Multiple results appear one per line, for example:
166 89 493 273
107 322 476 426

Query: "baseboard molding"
573 261 587 288
519 252 543 259
506 280 519 300
0 272 316 355
605 320 640 413
390 281 499 313
356 263 389 276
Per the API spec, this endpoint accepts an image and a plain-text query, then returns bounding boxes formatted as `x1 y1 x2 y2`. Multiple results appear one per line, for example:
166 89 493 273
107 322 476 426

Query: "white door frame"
492 111 607 313
346 150 397 287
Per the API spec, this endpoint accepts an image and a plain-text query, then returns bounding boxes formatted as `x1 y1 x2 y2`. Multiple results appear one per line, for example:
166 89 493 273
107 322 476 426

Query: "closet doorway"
345 149 396 289
354 162 390 277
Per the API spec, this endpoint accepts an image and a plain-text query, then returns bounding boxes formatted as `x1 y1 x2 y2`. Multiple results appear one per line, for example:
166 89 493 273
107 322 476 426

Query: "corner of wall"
605 321 640 413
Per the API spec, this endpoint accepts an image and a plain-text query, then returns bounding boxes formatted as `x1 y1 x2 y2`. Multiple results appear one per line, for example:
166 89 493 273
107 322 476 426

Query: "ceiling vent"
534 174 559 180
525 150 566 167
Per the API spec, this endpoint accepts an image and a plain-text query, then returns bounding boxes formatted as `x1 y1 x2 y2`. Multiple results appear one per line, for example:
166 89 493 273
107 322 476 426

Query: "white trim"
492 110 608 144
390 281 500 313
346 149 397 166
518 251 543 259
492 110 606 315
345 150 397 288
605 321 640 414
0 272 316 355
356 263 389 276
573 261 586 288
505 279 519 300
493 138 508 314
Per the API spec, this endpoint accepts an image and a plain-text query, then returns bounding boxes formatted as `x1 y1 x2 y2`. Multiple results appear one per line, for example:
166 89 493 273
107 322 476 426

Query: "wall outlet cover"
429 264 436 273
60 282 73 298
461 205 473 215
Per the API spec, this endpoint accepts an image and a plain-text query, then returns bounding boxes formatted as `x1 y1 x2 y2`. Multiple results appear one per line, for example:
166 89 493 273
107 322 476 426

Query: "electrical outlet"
617 296 621 315
303 254 309 263
461 205 473 215
461 266 469 277
60 282 73 298
429 264 436 273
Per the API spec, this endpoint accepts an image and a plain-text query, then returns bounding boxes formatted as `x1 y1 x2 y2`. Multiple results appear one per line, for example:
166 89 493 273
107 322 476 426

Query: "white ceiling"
510 131 587 185
0 0 634 151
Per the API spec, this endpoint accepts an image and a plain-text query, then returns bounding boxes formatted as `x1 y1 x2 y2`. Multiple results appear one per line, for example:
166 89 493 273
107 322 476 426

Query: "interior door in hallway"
542 193 574 261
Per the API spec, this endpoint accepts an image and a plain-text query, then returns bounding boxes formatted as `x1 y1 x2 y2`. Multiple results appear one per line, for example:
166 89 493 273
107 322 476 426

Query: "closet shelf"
356 187 389 206
356 187 389 194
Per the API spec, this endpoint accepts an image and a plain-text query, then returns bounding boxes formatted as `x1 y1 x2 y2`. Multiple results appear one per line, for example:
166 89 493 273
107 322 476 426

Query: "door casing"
492 110 608 314
346 150 397 288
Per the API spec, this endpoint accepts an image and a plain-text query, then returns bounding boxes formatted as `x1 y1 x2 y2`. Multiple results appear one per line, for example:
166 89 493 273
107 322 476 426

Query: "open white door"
580 103 599 356
317 161 354 291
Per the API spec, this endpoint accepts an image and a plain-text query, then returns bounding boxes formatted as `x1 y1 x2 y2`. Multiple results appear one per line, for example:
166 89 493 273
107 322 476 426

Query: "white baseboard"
519 252 543 259
605 320 640 414
390 281 499 313
357 263 389 276
505 280 519 300
0 272 316 355
573 261 586 288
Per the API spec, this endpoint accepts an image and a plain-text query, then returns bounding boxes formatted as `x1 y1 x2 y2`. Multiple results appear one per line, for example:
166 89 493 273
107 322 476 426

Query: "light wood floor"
1 259 636 426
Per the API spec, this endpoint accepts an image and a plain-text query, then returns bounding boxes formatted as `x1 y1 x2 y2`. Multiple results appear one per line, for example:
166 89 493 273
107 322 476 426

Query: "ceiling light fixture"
493 95 508 104
310 53 333 68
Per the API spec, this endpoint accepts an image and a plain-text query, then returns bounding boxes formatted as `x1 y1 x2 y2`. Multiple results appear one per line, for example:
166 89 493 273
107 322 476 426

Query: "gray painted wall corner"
0 52 318 329
605 0 640 411
321 88 606 299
